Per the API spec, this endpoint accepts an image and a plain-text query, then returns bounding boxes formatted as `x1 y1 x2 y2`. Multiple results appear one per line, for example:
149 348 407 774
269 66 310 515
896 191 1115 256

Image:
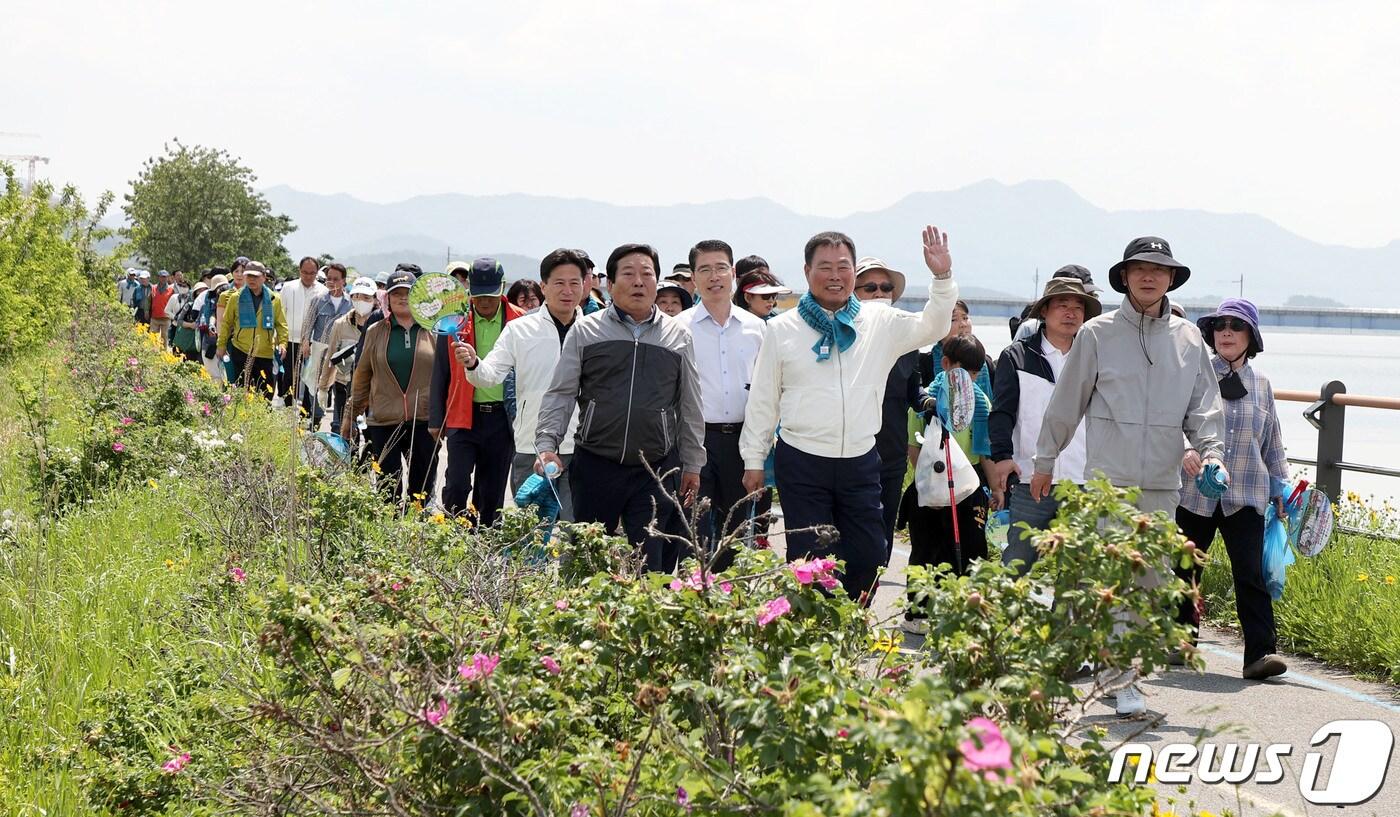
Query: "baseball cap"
574 250 596 270
393 262 423 276
373 271 390 286
158 269 170 277
349 276 378 297
138 270 151 280
385 269 416 292
243 261 268 277
468 257 506 297
666 263 693 281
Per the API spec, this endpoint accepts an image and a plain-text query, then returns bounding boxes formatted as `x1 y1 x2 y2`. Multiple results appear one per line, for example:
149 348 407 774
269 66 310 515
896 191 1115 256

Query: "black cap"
469 257 506 296
1050 264 1102 295
574 249 595 270
1108 237 1190 293
394 262 423 276
385 269 416 292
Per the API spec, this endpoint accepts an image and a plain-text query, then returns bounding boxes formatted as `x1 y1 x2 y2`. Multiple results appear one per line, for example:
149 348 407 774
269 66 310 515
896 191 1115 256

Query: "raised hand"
922 225 952 279
452 340 478 369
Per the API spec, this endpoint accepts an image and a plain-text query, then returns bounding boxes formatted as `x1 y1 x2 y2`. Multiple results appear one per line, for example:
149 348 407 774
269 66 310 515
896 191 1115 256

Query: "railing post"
1314 380 1346 500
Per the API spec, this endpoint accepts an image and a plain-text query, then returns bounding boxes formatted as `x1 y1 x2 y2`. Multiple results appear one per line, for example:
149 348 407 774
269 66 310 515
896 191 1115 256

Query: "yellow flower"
164 558 175 570
1385 576 1396 586
870 633 901 655
1357 573 1369 582
429 513 446 525
197 367 211 381
370 459 382 474
1198 809 1218 817
147 478 159 490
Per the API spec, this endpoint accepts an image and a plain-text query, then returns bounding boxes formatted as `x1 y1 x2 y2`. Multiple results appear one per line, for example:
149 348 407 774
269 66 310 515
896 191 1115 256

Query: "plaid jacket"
1178 358 1288 517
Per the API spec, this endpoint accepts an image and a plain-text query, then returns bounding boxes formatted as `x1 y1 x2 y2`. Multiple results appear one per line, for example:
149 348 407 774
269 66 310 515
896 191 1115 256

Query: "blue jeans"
1002 482 1061 576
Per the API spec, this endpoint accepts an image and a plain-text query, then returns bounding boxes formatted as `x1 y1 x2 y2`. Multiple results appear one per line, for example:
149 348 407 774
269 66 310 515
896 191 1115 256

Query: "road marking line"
1199 643 1400 714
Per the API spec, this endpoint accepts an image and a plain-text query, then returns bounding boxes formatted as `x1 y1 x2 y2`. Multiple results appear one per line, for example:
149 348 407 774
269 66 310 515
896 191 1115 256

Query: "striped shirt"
1178 358 1288 517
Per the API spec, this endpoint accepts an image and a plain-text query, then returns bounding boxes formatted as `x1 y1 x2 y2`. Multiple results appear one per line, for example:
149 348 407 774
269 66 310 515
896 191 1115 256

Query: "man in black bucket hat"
1030 236 1225 718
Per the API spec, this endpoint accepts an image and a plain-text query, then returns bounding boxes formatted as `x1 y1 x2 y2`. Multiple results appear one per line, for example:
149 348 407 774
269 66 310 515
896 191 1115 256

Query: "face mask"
353 301 373 317
1218 370 1249 401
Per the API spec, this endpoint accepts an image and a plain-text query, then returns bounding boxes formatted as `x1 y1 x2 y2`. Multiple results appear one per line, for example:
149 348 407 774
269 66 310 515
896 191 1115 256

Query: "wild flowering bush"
15 302 230 512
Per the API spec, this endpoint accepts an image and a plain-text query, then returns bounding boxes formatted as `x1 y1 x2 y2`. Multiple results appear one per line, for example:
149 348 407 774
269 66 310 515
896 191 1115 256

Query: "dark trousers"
328 383 349 436
441 403 514 525
571 446 683 573
699 424 752 568
1175 505 1277 665
227 347 275 398
904 484 989 616
365 420 438 508
879 464 906 565
774 439 885 604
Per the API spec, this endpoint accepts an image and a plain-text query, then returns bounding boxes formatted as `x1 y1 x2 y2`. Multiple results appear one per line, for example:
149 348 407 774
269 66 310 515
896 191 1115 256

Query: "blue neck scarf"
238 286 275 331
797 292 860 362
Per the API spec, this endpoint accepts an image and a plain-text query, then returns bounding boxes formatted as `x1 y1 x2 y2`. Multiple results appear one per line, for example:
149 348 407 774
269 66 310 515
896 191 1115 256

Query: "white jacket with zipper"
466 308 580 456
739 278 959 469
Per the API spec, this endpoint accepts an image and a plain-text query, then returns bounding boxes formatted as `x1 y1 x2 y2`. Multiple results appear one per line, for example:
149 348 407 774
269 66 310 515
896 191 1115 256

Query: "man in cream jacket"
740 227 959 603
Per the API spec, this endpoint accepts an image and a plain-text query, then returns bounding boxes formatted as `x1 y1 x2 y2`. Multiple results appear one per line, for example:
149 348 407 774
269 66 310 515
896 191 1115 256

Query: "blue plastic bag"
514 473 561 545
1263 504 1295 600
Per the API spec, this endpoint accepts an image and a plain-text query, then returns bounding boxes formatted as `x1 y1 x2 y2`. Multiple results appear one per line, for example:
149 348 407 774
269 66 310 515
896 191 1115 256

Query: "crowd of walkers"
119 227 1293 715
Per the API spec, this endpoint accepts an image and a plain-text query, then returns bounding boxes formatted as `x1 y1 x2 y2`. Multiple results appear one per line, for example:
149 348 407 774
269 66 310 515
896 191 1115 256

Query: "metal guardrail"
1274 381 1400 500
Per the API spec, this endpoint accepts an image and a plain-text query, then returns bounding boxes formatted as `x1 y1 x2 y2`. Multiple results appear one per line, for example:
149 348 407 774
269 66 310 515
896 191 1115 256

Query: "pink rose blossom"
161 750 191 774
120 417 134 426
541 656 561 675
569 805 588 817
676 786 691 811
756 596 791 627
668 578 685 591
133 385 145 394
421 698 450 725
220 394 232 406
391 582 404 591
229 567 246 584
719 581 733 593
791 557 839 586
127 357 140 367
183 389 195 404
960 716 1013 781
837 728 850 738
554 599 569 611
200 403 211 417
458 653 501 681
817 574 840 591
111 442 126 453
671 568 719 592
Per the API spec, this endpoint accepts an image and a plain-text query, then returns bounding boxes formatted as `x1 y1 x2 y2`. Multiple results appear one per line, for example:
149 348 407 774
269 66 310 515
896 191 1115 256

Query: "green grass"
0 350 291 813
1201 529 1400 683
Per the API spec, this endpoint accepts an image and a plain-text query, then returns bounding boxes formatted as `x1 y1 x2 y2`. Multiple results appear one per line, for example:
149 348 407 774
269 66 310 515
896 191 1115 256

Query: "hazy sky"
5 1 1397 247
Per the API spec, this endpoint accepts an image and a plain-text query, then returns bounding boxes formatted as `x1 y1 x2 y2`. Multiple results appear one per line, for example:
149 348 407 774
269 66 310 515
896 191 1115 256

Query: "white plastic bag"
915 425 980 508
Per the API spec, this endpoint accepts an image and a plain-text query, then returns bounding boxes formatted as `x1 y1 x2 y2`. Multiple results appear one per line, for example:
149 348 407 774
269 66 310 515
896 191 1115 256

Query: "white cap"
138 270 151 280
349 276 378 297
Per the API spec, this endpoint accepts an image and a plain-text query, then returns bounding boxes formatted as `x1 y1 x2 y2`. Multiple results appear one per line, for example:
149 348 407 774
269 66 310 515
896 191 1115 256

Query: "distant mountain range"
262 180 1400 307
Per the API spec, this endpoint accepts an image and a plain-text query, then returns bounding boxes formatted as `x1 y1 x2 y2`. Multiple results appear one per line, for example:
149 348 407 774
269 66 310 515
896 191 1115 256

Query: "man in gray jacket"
537 243 706 573
1030 236 1226 717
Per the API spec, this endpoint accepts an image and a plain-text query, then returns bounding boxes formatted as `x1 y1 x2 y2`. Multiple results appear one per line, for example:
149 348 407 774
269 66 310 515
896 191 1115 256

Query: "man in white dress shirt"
675 240 767 565
279 256 328 411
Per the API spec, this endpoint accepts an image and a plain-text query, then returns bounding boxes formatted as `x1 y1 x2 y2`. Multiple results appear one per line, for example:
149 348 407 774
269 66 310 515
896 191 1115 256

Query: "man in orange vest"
429 258 526 523
149 270 179 344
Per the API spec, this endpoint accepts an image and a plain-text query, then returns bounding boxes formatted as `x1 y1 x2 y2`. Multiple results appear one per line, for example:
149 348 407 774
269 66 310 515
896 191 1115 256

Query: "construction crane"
0 132 46 192
0 154 49 192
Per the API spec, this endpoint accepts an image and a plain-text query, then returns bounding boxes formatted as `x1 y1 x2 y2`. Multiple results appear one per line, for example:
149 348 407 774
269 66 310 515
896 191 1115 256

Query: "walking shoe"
1242 654 1287 680
1114 682 1147 717
1167 649 1188 666
900 616 930 635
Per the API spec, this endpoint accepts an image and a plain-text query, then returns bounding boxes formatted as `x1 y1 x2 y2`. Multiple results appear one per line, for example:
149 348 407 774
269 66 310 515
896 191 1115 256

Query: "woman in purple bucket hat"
1175 297 1291 681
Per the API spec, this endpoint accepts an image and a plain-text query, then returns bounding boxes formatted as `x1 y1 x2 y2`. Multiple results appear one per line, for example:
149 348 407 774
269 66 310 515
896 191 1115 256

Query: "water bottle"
986 508 1010 553
222 353 231 364
356 414 367 432
543 460 560 479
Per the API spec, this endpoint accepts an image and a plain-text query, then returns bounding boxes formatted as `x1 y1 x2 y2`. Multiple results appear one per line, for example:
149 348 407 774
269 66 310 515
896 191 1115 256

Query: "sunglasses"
751 293 778 301
1212 317 1249 333
856 282 896 294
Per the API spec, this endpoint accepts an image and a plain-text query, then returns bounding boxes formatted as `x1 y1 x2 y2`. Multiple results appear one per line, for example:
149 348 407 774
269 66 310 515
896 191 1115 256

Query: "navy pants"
442 403 514 525
699 424 753 570
879 464 906 565
571 446 684 573
774 439 885 604
366 419 438 508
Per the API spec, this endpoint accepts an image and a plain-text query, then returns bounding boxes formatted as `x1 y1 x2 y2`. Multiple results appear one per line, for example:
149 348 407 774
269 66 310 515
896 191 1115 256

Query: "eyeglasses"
1212 317 1249 333
856 282 896 294
694 263 732 277
751 293 778 301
